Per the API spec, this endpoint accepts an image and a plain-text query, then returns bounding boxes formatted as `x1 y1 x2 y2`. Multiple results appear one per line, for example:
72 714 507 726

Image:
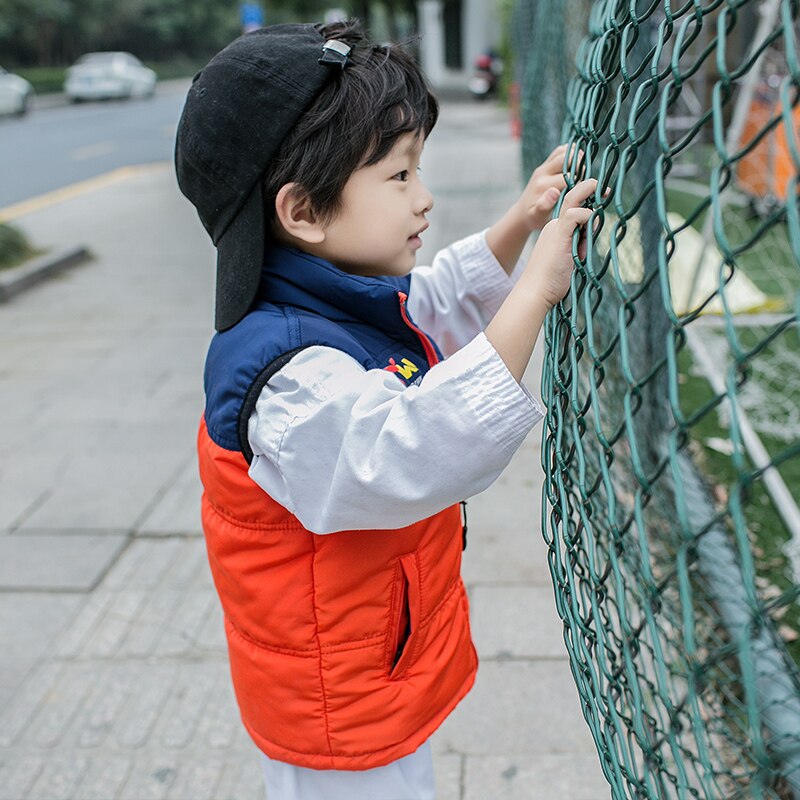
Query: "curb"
0 246 92 303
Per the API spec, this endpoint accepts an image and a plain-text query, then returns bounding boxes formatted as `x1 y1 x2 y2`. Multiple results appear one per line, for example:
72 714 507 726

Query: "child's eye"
393 170 410 182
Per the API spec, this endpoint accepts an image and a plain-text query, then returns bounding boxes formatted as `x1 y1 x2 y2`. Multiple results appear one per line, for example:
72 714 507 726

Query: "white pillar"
418 0 446 87
464 0 500 70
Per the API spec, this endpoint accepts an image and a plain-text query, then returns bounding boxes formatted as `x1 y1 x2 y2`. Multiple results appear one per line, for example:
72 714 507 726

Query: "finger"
541 147 570 175
558 179 598 214
536 187 562 212
560 207 593 229
544 174 568 191
546 144 569 166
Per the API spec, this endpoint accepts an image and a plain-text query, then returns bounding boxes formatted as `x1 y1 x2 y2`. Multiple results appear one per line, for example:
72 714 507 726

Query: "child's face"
316 132 433 277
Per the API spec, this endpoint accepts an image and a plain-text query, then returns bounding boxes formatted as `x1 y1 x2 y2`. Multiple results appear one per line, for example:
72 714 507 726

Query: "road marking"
70 141 116 161
0 163 170 223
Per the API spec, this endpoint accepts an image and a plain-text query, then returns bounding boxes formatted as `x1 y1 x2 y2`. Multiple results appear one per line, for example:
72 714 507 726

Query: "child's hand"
523 179 597 310
515 144 572 232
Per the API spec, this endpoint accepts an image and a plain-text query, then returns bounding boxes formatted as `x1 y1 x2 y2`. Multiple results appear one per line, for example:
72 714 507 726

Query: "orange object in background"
509 82 522 139
737 83 800 203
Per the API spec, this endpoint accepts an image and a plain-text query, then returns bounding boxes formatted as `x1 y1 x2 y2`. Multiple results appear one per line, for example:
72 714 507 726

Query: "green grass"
12 59 203 95
13 66 65 94
667 185 799 304
677 344 800 663
0 223 37 270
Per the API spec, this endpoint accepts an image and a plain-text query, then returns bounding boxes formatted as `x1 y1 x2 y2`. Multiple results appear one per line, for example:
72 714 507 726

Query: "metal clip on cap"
319 39 352 70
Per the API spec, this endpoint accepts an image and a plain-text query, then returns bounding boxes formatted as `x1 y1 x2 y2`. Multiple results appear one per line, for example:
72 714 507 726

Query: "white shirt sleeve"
247 334 544 534
407 230 526 357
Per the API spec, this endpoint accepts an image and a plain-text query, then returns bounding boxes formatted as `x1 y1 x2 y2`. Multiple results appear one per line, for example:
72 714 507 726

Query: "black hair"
264 19 439 228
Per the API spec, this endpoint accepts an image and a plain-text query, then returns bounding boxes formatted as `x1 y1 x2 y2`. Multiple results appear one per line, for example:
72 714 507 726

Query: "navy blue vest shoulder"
204 245 444 458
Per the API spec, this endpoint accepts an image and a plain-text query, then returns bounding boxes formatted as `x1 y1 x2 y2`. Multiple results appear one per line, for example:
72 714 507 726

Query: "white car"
64 52 157 102
0 67 34 116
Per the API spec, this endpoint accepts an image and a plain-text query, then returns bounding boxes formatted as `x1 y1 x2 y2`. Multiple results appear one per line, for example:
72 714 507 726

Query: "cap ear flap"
274 183 326 244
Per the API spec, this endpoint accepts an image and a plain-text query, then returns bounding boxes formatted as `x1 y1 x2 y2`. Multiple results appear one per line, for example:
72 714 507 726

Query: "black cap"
175 24 349 330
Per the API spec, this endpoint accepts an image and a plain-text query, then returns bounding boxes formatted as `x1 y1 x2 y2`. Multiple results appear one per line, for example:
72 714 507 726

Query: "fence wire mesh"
513 0 800 797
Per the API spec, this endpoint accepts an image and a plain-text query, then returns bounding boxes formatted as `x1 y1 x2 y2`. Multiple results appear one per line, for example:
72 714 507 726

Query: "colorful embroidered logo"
384 357 419 380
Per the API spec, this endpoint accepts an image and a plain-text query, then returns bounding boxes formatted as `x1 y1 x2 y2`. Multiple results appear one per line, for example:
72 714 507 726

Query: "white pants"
260 741 435 800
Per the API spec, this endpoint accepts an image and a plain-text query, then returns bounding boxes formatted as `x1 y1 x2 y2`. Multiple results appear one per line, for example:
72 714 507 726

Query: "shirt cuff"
449 230 525 319
444 332 545 452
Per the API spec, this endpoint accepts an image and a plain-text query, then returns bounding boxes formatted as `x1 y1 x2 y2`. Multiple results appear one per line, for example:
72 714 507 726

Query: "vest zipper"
397 291 439 366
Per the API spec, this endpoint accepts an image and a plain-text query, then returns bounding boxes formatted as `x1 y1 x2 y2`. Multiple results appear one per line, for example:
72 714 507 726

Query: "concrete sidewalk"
0 100 609 799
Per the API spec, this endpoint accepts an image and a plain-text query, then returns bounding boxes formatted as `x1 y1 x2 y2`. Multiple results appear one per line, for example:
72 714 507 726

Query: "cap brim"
214 184 265 331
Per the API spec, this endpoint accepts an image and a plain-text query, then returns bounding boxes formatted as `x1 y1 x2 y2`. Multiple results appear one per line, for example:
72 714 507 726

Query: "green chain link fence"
513 0 800 796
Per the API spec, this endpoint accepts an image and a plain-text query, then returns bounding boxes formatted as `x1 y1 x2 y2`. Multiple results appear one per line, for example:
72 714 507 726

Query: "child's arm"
485 144 570 274
486 179 597 381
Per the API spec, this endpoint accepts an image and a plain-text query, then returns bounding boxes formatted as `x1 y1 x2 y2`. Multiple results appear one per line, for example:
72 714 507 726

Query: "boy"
175 19 595 800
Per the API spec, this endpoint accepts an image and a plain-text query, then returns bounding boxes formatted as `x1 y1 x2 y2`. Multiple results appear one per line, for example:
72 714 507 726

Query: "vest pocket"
388 553 421 679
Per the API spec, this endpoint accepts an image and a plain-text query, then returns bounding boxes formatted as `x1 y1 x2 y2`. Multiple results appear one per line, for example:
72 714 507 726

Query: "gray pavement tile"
24 664 97 748
0 454 65 529
164 753 229 800
16 448 186 532
26 753 89 800
73 756 133 800
74 664 141 749
463 753 610 800
461 527 552 586
0 532 127 591
434 660 598 757
470 585 567 659
0 592 83 711
0 755 45 800
137 458 203 536
0 662 64 748
433 752 463 800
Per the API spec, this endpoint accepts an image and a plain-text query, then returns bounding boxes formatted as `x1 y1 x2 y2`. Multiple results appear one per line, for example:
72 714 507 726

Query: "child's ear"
274 183 326 244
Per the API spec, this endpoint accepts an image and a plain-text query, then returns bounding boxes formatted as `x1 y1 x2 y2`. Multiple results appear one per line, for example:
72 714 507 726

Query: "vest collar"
258 244 417 343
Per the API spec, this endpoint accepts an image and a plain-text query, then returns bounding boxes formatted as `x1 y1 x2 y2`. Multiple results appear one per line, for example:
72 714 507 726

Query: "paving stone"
435 660 598 757
73 755 133 800
433 752 463 800
153 590 216 658
74 664 141 748
25 664 97 748
0 662 64 747
461 526 553 586
0 592 83 662
53 593 114 659
0 755 45 800
137 459 204 536
470 585 567 659
117 757 179 800
165 753 228 800
17 448 185 532
0 532 127 591
463 753 610 799
114 664 180 750
195 677 249 750
26 753 89 800
84 590 150 658
0 454 64 529
157 664 218 749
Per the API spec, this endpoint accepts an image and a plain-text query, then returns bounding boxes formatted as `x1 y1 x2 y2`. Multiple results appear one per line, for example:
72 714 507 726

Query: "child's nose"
416 180 434 215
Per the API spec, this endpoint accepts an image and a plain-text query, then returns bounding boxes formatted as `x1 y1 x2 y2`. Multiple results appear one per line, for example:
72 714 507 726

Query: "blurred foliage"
12 66 66 93
0 0 417 68
14 59 211 93
0 223 35 270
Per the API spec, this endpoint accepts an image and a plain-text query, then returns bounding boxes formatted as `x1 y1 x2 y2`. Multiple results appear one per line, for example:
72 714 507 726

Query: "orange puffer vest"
198 246 478 770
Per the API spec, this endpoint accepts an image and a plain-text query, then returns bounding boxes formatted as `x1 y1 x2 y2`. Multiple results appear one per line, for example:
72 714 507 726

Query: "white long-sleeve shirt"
246 231 545 535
